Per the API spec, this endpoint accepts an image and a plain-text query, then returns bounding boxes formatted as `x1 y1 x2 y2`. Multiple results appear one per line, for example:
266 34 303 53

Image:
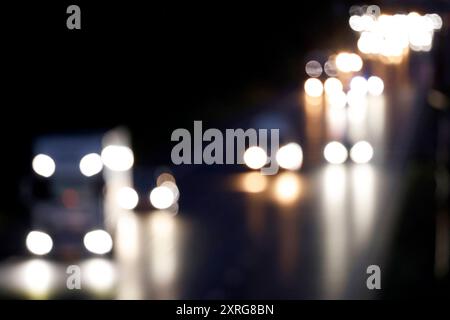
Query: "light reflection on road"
321 164 348 299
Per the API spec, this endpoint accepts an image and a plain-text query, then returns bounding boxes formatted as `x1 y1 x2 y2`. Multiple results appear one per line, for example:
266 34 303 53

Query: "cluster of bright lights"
33 151 110 178
325 75 383 110
33 145 133 178
324 141 374 164
350 12 442 63
348 75 384 99
306 58 341 78
304 53 374 107
26 229 114 256
242 142 303 174
113 173 179 211
244 143 303 171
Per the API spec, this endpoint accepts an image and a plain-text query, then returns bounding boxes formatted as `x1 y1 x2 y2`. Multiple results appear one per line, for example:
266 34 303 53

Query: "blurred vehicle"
25 127 134 259
26 133 109 259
